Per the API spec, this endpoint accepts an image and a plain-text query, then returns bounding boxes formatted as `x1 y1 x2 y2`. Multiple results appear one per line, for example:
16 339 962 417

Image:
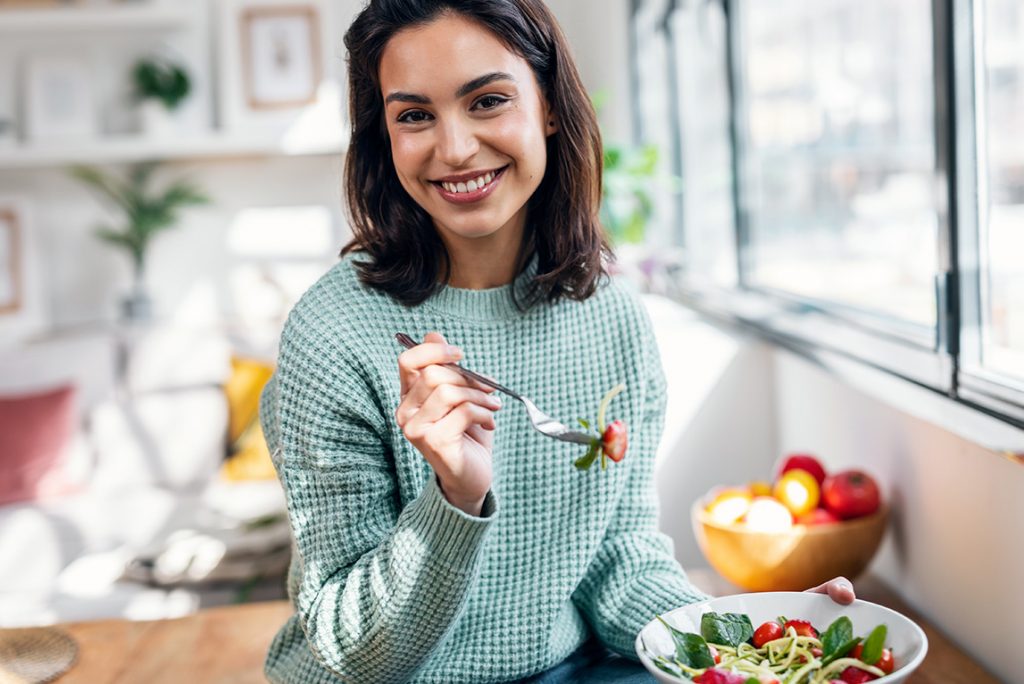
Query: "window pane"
671 0 737 287
739 0 939 333
980 0 1024 381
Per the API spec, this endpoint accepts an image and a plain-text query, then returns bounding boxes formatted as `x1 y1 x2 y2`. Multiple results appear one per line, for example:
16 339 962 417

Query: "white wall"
771 349 1024 684
545 0 634 141
0 156 344 343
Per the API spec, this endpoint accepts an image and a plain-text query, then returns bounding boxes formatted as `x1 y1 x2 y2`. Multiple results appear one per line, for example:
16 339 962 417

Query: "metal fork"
395 332 595 444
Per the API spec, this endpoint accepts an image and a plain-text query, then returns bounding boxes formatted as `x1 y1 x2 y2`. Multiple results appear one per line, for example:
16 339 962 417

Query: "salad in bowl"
635 592 927 683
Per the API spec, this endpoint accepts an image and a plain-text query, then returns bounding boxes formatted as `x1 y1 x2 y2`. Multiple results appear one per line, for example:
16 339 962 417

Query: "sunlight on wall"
227 205 334 258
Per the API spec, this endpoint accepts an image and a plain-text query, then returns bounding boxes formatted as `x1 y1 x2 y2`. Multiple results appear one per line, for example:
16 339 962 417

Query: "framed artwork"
23 54 97 142
0 205 22 315
240 5 322 110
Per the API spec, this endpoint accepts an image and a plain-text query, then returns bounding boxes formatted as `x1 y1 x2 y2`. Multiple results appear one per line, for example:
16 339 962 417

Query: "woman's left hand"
805 576 856 605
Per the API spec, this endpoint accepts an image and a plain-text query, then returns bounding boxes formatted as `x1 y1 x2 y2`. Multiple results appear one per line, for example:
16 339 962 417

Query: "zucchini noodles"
643 612 894 684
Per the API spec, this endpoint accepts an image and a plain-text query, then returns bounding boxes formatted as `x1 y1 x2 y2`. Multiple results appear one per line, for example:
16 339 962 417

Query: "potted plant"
594 91 682 290
132 56 191 136
70 162 210 321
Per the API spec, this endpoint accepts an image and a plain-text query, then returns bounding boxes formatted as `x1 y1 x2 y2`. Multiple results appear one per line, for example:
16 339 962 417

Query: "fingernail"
446 345 462 358
489 395 502 407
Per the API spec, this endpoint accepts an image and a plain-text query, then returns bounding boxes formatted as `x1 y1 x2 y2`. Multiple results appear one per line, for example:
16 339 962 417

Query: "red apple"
777 453 827 486
797 508 841 526
822 470 881 519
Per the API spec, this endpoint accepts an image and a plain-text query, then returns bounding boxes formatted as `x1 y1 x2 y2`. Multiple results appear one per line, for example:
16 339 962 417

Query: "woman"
260 1 855 682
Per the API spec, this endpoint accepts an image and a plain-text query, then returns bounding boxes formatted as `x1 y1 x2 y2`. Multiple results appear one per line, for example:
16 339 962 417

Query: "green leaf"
657 616 715 669
861 624 887 665
700 612 754 648
577 418 591 430
574 441 600 470
820 637 862 667
821 616 853 658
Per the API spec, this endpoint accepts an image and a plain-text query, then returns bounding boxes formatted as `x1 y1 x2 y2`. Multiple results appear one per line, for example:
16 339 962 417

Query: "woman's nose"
436 117 480 167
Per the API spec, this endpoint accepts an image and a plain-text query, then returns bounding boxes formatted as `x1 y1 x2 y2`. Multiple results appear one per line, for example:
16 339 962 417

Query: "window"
669 0 736 288
630 0 1024 428
737 0 939 341
957 0 1024 420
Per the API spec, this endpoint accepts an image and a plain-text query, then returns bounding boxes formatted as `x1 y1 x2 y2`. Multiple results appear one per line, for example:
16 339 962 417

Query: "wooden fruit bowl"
691 500 888 592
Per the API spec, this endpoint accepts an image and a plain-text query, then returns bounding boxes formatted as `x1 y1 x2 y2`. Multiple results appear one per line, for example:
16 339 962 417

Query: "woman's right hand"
395 331 502 516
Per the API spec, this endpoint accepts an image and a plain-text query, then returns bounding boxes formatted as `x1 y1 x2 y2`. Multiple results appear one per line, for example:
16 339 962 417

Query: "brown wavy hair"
340 0 610 309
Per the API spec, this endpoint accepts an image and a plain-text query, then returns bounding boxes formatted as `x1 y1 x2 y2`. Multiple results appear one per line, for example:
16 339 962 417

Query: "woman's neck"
441 221 526 290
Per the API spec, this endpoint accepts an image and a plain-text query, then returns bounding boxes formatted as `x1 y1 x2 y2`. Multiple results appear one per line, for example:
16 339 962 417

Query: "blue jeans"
515 639 657 684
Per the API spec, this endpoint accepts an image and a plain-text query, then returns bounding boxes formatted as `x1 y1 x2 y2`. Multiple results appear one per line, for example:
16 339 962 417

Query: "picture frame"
240 5 322 110
0 204 23 315
22 54 97 142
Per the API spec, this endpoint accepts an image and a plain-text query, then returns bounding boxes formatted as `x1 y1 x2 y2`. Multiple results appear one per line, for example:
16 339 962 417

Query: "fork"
395 332 595 445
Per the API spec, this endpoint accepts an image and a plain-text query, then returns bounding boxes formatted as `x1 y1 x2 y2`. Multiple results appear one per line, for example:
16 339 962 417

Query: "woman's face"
379 13 556 246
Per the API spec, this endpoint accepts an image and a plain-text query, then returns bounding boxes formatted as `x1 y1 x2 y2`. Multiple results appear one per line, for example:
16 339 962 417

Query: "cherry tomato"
782 619 818 638
877 648 895 673
821 469 881 519
752 620 784 647
851 644 895 674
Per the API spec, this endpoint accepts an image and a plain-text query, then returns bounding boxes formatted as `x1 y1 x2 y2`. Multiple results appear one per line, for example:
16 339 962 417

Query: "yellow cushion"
221 356 276 482
222 421 277 481
225 356 275 444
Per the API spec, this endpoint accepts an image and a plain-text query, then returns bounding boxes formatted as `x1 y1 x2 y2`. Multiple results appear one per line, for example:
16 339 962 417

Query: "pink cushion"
0 384 80 505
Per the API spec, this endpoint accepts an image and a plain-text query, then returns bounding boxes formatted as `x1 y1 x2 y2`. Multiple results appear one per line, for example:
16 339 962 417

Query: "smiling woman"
259 2 852 684
341 0 605 305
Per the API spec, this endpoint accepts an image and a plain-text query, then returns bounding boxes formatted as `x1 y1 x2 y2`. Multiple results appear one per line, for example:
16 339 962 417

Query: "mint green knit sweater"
260 252 710 684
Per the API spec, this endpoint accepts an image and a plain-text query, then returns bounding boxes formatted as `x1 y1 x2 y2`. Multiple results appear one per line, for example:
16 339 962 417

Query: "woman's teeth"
440 171 496 194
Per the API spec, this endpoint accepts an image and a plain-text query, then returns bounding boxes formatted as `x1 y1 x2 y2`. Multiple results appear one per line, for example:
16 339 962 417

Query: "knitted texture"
260 253 711 684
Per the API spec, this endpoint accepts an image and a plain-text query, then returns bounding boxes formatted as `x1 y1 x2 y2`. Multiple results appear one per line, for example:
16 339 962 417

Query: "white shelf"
0 5 191 34
0 132 348 170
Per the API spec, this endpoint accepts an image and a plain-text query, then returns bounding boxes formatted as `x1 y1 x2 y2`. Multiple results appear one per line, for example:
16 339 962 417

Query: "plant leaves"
573 441 600 470
700 612 754 648
657 616 715 669
820 637 861 667
821 616 853 657
860 624 887 665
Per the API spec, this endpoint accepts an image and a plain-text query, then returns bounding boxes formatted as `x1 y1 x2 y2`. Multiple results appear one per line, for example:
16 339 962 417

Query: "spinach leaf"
700 611 754 648
861 624 888 665
574 441 600 470
821 637 862 667
821 616 853 657
657 616 716 669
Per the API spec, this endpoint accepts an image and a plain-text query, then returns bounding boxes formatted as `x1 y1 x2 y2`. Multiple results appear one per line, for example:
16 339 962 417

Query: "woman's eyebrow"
384 71 517 106
455 71 517 97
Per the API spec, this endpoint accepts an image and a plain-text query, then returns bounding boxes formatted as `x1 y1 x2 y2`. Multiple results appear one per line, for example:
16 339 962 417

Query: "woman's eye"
396 110 431 124
474 95 508 111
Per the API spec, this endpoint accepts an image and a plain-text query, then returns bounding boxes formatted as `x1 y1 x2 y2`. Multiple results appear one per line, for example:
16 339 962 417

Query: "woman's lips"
433 167 507 205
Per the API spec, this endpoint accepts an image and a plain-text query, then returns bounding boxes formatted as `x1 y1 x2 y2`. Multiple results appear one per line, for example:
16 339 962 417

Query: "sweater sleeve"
571 309 711 658
264 315 498 683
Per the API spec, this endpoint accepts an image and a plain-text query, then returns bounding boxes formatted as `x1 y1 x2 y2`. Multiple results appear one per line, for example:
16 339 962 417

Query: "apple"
821 470 881 519
706 488 752 525
796 508 840 526
777 453 827 486
773 469 820 516
743 496 794 532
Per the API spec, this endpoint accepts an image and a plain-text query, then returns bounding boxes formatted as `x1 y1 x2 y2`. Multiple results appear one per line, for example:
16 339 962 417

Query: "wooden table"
19 571 1000 683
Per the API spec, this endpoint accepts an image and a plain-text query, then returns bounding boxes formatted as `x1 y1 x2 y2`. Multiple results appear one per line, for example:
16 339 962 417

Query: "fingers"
806 577 856 605
401 401 498 459
397 331 460 396
397 379 500 428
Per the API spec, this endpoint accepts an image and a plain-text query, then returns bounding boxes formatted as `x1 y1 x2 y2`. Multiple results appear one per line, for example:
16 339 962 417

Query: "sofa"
0 324 289 627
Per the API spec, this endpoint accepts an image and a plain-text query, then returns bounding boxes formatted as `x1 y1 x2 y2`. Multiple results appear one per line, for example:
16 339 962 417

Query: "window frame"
629 0 1024 431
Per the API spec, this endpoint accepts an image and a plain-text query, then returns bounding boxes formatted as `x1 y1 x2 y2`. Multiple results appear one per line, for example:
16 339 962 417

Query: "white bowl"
635 592 927 683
